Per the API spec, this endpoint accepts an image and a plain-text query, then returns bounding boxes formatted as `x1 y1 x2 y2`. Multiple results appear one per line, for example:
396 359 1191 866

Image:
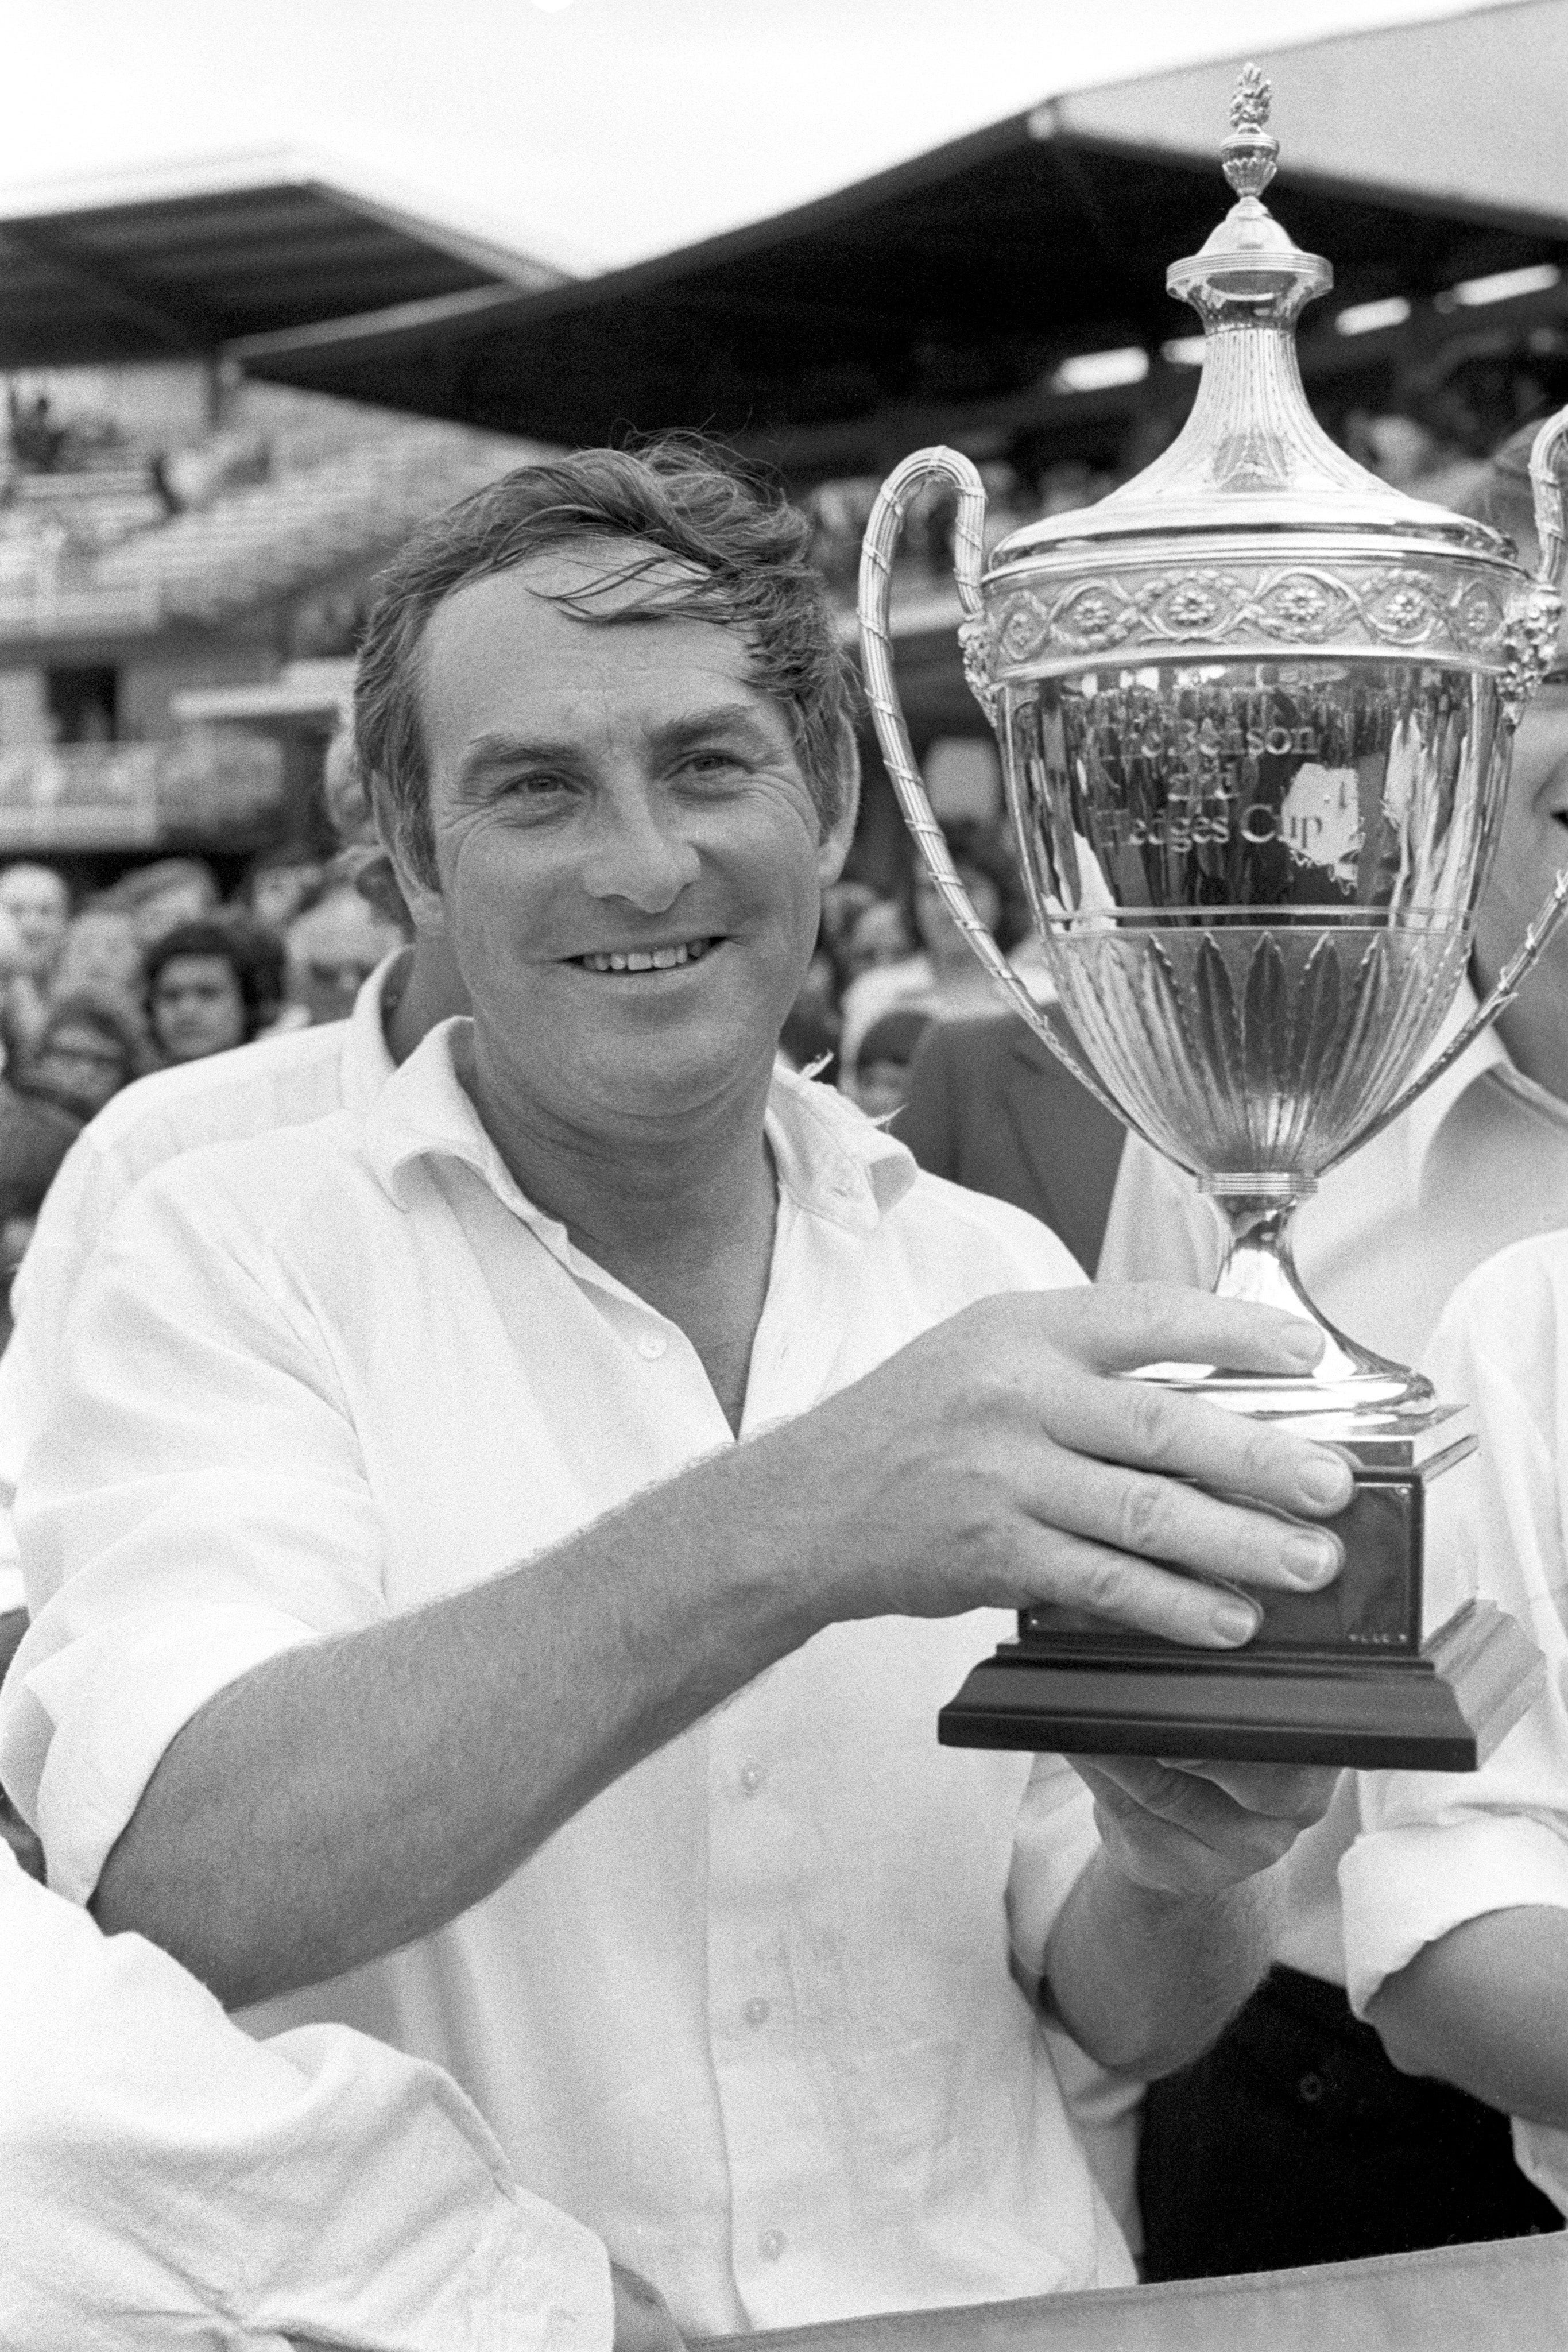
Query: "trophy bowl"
858 67 1566 1766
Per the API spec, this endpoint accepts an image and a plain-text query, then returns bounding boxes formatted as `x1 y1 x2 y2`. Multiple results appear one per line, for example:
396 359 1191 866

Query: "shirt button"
758 2228 787 2262
744 1996 771 2027
636 1332 667 1361
739 1762 764 1794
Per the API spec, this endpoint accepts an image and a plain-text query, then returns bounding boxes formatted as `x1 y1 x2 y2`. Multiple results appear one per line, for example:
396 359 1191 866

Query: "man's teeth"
579 938 717 974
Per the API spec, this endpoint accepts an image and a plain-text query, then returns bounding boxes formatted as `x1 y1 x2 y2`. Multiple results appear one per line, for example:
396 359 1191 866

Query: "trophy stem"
1151 1185 1431 1415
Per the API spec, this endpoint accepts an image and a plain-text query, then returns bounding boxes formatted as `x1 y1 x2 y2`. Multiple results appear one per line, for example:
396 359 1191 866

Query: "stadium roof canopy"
0 148 564 370
223 0 1568 477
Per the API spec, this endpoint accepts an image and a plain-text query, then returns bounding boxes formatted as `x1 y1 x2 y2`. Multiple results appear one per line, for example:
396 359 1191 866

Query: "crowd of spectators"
0 845 404 1308
778 814 1051 1123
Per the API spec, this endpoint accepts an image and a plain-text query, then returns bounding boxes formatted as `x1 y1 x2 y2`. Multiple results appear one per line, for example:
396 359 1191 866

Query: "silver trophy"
858 67 1565 1766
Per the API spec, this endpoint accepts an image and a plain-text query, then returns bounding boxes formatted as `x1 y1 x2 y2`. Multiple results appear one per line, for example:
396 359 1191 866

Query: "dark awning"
0 154 563 369
226 25 1568 477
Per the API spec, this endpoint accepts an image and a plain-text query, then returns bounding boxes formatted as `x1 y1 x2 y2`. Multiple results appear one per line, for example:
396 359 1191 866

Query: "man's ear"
371 775 446 937
815 720 861 885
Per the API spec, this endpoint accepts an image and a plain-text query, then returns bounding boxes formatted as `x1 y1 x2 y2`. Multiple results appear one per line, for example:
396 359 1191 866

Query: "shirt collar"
362 1020 917 1236
339 951 404 1115
1394 969 1568 1174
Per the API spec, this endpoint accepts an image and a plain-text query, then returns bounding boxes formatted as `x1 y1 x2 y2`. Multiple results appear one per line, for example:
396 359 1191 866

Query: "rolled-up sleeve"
2 1847 612 2351
1341 1259 1568 2016
0 1167 387 1904
1006 1753 1103 1984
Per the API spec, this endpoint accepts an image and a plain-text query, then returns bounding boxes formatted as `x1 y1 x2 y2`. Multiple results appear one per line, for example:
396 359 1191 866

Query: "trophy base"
938 1599 1543 1769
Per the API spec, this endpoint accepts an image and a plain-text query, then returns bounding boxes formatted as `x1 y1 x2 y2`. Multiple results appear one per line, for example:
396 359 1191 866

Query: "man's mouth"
570 935 722 976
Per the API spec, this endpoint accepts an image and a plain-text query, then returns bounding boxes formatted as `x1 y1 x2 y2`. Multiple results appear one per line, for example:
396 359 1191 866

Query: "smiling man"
0 446 1354 2336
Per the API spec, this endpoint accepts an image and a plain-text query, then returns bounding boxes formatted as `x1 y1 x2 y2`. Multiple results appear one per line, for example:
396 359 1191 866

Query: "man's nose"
579 786 702 911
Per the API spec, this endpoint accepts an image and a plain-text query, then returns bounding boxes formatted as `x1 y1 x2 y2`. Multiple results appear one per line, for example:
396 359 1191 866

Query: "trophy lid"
989 67 1509 574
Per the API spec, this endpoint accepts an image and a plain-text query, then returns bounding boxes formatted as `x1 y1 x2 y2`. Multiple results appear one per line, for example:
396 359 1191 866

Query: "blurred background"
0 0 1561 1179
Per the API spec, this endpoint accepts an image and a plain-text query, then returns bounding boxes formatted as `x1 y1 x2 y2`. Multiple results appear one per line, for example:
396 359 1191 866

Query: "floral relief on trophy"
1499 582 1565 719
986 555 1512 677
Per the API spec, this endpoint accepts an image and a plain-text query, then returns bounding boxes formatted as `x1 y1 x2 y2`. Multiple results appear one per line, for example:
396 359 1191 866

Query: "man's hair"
354 438 859 887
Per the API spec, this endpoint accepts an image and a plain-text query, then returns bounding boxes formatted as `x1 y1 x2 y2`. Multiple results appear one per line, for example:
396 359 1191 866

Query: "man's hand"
1043 1754 1336 2079
781 1284 1354 1649
1071 1756 1338 1898
610 2260 685 2352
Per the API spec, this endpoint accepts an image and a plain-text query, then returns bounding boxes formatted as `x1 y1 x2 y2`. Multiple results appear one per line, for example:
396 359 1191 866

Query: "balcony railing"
0 734 285 850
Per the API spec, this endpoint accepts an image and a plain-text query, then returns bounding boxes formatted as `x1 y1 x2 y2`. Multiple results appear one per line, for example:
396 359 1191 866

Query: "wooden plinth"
937 1600 1543 1770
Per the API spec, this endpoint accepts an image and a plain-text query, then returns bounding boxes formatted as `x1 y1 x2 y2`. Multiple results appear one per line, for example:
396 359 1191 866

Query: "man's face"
0 868 68 978
406 548 852 1130
151 954 247 1063
286 889 402 1025
32 1022 129 1115
1474 674 1568 997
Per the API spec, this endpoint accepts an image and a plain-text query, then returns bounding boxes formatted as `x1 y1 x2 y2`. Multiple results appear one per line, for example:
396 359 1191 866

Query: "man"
1099 421 1568 2273
287 873 408 1024
0 1836 621 2351
901 1010 1127 1275
0 860 68 991
1 446 1353 2334
1342 1229 1568 2223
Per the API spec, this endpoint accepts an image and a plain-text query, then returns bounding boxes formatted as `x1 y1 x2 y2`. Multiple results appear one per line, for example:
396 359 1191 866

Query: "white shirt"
0 1840 610 2350
1338 1232 1568 2215
1 1026 1133 2334
1096 987 1568 1981
0 960 396 1613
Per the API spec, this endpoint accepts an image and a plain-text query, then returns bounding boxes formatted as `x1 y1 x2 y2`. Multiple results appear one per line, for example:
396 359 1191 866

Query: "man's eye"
681 749 746 779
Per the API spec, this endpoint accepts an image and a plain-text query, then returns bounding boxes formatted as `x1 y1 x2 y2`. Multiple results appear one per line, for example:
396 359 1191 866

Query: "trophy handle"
1323 403 1568 1172
856 447 1132 1130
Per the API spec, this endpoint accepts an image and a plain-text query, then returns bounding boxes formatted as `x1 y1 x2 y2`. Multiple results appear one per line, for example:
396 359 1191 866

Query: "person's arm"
1 1847 622 2352
1365 1906 1568 2127
1042 1755 1327 2077
1341 1254 1568 2118
7 1186 1351 2009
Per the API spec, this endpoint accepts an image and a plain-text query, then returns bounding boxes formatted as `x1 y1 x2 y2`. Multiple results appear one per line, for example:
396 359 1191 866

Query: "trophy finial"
1221 63 1279 202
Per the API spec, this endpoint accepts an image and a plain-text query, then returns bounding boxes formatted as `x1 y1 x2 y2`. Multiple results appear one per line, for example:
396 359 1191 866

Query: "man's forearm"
1366 1906 1568 2130
92 1434 830 2007
1042 1848 1273 2078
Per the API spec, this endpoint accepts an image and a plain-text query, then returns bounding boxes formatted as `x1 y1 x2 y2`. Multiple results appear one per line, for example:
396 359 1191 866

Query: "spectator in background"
900 1011 1128 1279
239 845 326 937
50 907 148 1030
97 857 220 950
146 922 263 1066
0 865 69 995
0 993 135 1342
839 822 1030 1084
285 877 406 1027
23 992 143 1124
847 1007 931 1125
0 865 69 1060
837 894 915 987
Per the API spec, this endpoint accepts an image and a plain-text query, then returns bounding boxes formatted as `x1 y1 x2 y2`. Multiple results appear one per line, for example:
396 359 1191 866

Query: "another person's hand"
610 2260 686 2352
1070 1755 1338 1898
783 1284 1354 1650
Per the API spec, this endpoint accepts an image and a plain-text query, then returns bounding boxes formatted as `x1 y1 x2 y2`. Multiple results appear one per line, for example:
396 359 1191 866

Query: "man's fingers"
1009 1526 1267 1647
1019 1445 1344 1597
1154 1757 1338 1823
1035 1283 1329 1382
1046 1369 1354 1524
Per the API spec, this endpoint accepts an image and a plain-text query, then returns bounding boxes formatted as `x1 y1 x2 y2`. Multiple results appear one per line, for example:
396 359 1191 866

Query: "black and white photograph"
2 3 1568 2345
